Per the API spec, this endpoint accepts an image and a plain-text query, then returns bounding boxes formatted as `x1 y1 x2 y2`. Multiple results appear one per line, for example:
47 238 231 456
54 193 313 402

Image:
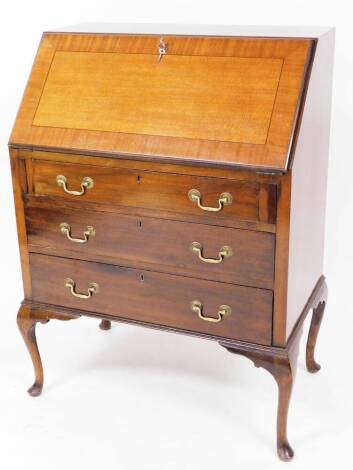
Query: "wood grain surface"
10 33 313 171
33 52 283 144
30 253 273 345
32 159 273 225
25 198 275 289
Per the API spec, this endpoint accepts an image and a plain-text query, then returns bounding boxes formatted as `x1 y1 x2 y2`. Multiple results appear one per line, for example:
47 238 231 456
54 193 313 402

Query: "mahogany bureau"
9 24 334 461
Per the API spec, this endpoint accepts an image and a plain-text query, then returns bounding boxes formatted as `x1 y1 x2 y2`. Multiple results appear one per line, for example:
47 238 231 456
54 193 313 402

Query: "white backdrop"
0 1 352 469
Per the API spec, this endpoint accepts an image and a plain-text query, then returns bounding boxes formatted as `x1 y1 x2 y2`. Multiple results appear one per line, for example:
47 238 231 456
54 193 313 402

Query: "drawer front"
30 254 273 345
32 160 276 225
26 201 275 289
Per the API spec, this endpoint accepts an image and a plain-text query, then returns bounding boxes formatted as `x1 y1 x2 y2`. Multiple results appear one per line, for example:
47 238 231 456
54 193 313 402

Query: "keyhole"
140 273 144 282
137 175 141 183
138 220 142 228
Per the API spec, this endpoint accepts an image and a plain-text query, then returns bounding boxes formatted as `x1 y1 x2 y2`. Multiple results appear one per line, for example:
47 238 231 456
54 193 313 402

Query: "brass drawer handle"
64 278 99 299
190 241 232 264
60 222 96 244
56 175 94 196
188 189 232 212
191 300 231 323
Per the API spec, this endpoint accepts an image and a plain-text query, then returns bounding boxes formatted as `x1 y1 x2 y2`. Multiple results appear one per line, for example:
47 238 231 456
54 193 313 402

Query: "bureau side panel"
285 30 335 340
9 148 32 298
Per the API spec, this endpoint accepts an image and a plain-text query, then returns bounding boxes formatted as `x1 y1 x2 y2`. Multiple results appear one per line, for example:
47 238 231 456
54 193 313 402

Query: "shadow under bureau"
9 24 334 461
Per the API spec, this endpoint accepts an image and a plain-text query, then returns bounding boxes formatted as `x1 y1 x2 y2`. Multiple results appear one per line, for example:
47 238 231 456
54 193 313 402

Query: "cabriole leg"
17 305 79 397
17 306 47 397
273 356 295 461
222 331 301 462
306 280 328 373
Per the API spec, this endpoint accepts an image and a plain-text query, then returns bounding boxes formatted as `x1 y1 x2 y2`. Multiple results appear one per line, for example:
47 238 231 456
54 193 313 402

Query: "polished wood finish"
16 278 326 457
17 149 278 233
285 30 334 340
21 149 278 233
272 172 291 345
34 52 283 144
272 29 334 344
31 160 273 225
29 253 273 345
17 304 79 396
306 280 327 373
19 149 278 187
10 149 32 297
220 275 327 461
10 33 313 171
223 332 301 461
25 198 275 289
10 26 334 461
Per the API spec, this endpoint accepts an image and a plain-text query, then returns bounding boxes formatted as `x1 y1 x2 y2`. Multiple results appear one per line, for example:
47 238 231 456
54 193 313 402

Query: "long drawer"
26 200 275 289
31 160 276 226
30 254 273 345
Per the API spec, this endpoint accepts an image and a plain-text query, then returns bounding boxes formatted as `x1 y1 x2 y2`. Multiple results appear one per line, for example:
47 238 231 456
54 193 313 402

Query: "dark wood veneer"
32 160 273 225
10 26 333 462
25 198 275 289
221 276 328 461
29 253 273 345
17 276 327 460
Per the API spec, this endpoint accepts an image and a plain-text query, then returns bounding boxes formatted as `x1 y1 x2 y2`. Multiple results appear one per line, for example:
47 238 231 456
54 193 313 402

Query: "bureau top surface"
52 23 333 38
9 26 320 172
